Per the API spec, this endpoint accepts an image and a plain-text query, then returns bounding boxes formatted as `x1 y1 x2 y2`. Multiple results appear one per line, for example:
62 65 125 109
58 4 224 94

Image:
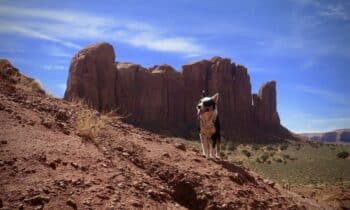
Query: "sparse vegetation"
226 141 235 151
251 144 260 150
279 144 288 151
242 149 251 158
337 151 349 159
259 152 269 162
76 110 105 141
266 145 275 151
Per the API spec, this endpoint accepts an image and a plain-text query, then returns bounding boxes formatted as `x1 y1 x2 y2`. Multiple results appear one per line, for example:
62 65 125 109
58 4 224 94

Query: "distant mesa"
64 42 292 141
299 129 350 144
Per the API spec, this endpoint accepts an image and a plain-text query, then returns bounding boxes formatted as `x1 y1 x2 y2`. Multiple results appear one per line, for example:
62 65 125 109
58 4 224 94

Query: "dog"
197 92 221 159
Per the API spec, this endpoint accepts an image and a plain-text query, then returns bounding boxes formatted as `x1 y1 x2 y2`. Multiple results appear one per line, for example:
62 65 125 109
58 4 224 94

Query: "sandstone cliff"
64 43 291 141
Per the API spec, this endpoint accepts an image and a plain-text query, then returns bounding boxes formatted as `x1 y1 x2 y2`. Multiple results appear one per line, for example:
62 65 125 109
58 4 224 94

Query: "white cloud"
0 5 205 56
42 65 66 71
0 24 81 49
319 4 349 20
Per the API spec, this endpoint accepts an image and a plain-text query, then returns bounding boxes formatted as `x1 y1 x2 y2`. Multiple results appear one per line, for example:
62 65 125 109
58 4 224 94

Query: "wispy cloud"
295 84 350 105
42 65 66 71
319 4 349 20
0 5 205 56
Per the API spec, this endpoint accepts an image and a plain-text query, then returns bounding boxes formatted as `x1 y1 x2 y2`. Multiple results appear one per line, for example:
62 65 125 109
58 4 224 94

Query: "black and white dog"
197 92 221 159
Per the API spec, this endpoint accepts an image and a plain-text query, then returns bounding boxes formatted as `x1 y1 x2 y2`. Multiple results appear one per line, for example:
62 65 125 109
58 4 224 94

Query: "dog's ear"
201 90 206 97
212 93 219 103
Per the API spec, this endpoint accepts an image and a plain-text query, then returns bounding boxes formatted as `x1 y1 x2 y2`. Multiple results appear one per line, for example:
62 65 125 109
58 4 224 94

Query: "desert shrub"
275 158 283 163
337 151 349 159
266 145 277 152
76 110 104 141
220 151 228 160
251 144 260 151
282 154 291 160
232 160 243 165
220 144 226 151
309 142 319 149
242 149 251 158
226 141 235 151
279 144 288 151
260 153 269 162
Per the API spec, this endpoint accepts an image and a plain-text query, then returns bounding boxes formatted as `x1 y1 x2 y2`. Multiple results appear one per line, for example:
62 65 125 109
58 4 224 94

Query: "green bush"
337 151 349 159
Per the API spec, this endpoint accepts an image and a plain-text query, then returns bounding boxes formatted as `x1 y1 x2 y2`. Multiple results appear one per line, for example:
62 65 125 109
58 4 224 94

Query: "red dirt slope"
0 60 318 209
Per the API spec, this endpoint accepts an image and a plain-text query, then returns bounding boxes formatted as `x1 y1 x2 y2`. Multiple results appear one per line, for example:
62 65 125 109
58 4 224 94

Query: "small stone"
174 143 186 151
24 195 50 206
162 153 170 158
81 165 88 171
122 152 130 157
96 193 109 200
34 205 43 210
41 120 53 129
66 199 77 209
117 183 124 188
115 146 123 151
70 162 79 169
56 109 70 122
18 203 24 210
48 162 56 170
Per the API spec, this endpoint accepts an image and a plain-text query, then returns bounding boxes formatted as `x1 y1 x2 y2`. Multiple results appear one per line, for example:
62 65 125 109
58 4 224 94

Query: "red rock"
64 42 116 111
64 43 290 141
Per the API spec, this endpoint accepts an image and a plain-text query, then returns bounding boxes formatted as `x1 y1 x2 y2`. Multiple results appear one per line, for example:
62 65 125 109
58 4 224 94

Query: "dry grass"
73 98 122 141
16 78 44 93
76 110 104 141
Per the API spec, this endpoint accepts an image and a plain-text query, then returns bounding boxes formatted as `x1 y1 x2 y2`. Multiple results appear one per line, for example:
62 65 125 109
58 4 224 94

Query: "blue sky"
0 0 349 133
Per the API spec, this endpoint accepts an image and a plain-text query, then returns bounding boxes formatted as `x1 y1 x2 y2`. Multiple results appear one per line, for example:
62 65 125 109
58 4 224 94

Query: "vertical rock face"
64 43 289 141
252 81 280 127
64 43 116 111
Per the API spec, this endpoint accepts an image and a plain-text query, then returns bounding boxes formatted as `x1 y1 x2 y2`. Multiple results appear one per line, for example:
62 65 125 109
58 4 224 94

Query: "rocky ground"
0 60 324 209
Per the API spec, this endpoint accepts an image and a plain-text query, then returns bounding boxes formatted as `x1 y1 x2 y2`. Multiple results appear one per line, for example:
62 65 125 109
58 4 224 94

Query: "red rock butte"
64 42 292 141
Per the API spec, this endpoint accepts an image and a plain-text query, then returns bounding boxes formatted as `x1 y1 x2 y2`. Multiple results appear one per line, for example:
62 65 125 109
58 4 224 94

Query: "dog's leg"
209 141 214 159
203 137 210 158
200 134 206 157
215 141 221 159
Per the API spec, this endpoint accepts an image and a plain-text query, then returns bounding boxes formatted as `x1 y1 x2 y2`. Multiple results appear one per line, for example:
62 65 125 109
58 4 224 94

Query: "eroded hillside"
0 60 320 209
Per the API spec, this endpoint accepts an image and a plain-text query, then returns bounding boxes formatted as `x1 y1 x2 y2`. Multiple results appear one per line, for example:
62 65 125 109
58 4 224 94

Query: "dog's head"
197 93 219 117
